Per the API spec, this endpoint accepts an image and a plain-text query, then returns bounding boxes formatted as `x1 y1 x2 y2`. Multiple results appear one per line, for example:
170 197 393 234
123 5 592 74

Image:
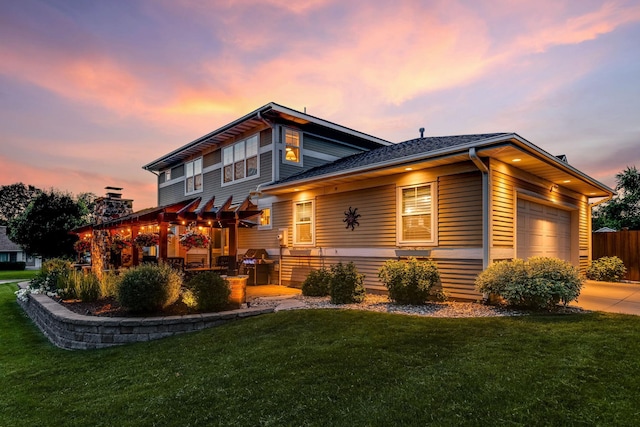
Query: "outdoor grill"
242 249 272 285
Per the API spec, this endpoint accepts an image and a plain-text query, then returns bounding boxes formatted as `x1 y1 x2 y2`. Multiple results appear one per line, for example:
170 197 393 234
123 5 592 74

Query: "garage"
516 198 571 261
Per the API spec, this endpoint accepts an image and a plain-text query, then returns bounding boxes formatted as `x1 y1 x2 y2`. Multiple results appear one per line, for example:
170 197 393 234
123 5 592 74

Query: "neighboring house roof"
143 102 391 172
0 226 22 252
595 227 617 232
273 133 510 185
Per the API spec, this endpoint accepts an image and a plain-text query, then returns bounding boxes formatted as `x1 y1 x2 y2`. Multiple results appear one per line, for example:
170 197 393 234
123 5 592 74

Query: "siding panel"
438 172 482 247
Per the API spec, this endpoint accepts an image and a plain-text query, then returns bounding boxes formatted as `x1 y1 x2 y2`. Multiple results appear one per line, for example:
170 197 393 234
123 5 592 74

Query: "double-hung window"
223 135 259 184
185 158 202 194
397 183 436 244
284 128 301 165
293 200 314 245
258 205 272 230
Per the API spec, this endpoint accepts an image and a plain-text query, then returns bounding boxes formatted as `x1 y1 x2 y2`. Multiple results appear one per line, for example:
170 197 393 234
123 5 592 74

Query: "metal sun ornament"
343 206 361 231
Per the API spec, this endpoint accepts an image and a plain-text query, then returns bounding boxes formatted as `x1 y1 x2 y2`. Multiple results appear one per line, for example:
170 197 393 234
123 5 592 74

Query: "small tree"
593 166 640 230
8 189 89 259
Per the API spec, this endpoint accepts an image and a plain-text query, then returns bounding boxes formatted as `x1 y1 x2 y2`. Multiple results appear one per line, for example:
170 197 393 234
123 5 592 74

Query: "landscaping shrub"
378 257 440 304
0 261 26 271
99 270 121 298
117 263 182 313
587 256 627 282
185 271 230 312
475 257 583 309
57 270 101 302
302 267 332 296
30 258 74 294
329 262 366 304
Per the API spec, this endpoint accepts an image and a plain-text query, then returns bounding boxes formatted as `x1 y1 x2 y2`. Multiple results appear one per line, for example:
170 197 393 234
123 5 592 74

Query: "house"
82 103 614 300
0 225 40 268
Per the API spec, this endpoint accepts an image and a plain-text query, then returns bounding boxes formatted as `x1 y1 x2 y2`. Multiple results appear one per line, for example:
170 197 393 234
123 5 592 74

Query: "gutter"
469 148 490 272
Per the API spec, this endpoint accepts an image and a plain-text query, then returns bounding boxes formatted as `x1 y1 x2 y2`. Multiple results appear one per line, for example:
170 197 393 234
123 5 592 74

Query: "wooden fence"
592 230 640 282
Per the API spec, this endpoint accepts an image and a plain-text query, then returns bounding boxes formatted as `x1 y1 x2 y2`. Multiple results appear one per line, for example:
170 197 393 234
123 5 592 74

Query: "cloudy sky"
1 0 639 210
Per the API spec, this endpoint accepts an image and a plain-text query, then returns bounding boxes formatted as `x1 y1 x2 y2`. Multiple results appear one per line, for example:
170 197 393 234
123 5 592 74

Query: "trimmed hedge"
378 257 441 305
329 262 366 304
301 268 331 296
587 256 627 282
118 263 182 313
0 261 26 271
475 257 583 309
185 271 230 312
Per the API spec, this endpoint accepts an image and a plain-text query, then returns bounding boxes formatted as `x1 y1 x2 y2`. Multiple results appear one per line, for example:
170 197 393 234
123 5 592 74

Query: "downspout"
469 147 490 272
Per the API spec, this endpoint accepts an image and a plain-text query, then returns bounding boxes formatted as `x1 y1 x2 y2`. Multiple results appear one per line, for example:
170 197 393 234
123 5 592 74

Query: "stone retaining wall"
18 292 274 350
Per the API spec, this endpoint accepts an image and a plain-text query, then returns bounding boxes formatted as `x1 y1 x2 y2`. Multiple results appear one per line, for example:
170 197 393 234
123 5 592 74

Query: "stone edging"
17 285 274 350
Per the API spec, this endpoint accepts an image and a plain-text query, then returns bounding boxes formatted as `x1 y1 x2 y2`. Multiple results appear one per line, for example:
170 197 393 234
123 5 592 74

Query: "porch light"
405 167 413 171
563 180 571 183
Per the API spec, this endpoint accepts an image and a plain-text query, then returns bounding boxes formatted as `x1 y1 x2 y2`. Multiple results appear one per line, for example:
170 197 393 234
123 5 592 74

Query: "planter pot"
223 275 248 306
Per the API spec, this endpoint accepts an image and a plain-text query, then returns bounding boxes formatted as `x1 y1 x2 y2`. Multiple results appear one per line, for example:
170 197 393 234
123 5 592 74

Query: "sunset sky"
1 0 639 210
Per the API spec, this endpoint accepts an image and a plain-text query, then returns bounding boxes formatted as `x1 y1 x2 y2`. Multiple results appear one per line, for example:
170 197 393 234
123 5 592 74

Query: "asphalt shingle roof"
275 133 511 185
0 226 22 252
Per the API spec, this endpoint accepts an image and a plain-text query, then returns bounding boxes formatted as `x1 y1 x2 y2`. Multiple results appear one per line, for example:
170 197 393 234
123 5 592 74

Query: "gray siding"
304 134 364 157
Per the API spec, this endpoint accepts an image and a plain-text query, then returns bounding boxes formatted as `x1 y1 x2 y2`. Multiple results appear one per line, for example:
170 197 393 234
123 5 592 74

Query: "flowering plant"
74 239 91 253
134 232 160 247
179 230 210 250
110 233 132 253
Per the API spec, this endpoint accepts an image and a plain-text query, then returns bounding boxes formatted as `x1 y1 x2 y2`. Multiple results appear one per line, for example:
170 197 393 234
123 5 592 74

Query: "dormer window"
284 128 301 165
185 158 202 194
223 135 259 184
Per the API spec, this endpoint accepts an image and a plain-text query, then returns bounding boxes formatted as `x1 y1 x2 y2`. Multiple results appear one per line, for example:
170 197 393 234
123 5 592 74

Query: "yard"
2 280 640 426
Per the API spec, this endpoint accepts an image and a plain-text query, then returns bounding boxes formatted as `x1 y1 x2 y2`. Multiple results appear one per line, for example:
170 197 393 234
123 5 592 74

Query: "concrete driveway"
571 280 640 316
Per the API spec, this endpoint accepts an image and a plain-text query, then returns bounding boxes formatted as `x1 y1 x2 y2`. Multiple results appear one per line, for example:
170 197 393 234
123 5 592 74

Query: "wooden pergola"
74 195 261 274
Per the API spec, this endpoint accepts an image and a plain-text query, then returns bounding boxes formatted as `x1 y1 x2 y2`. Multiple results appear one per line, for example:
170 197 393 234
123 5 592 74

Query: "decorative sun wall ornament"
343 206 361 231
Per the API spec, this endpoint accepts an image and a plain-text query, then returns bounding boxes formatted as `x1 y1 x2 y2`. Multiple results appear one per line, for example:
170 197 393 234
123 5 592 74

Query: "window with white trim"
283 128 301 165
258 205 272 230
293 200 314 245
165 169 171 182
223 135 259 184
397 183 435 244
185 158 202 194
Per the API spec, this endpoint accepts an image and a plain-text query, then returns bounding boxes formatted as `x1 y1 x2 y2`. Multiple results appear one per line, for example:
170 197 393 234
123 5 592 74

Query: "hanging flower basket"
110 233 132 253
74 239 91 254
179 230 211 250
134 232 160 247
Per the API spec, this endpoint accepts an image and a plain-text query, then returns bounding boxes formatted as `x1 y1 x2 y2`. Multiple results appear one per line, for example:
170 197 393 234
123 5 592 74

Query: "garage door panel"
517 199 571 262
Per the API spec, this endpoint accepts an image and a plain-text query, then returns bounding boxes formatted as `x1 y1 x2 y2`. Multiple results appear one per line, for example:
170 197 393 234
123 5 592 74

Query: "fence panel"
592 230 640 281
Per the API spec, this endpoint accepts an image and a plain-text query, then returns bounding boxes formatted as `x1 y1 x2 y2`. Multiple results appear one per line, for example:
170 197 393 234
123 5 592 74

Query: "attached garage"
516 198 571 261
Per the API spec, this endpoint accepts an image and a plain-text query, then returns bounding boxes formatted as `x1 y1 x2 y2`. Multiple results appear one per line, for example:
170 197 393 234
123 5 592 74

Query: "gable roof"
273 133 510 185
0 226 22 252
143 102 391 172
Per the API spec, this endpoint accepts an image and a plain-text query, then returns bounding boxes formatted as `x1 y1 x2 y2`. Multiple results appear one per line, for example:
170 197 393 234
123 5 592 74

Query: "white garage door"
517 199 571 261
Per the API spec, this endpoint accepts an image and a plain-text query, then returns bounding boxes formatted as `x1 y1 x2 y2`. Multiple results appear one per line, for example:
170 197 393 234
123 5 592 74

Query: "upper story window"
284 128 302 165
258 206 272 230
293 200 314 245
164 169 171 182
397 183 436 245
185 158 203 194
223 135 259 184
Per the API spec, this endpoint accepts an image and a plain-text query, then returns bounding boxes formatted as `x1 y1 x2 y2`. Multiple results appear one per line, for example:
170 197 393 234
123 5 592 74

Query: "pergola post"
159 222 168 262
131 225 140 266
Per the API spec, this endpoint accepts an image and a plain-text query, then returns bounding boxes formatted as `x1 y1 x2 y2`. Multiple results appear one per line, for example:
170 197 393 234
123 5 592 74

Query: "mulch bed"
59 297 198 317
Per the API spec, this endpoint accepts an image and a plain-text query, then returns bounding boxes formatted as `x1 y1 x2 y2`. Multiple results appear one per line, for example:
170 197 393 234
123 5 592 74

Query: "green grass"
0 269 38 281
2 282 640 426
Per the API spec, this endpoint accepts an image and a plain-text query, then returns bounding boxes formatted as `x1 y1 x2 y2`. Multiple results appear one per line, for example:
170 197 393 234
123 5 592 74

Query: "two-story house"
84 102 613 300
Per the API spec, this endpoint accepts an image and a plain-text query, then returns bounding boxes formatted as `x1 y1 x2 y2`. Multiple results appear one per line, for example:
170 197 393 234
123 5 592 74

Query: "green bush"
0 261 26 271
302 267 332 296
587 256 627 282
186 271 230 312
30 258 74 294
117 263 182 313
329 262 366 304
378 257 441 305
475 257 583 309
57 270 101 302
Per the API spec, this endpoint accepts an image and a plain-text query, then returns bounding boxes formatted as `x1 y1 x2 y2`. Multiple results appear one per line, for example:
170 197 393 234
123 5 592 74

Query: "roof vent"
419 127 425 138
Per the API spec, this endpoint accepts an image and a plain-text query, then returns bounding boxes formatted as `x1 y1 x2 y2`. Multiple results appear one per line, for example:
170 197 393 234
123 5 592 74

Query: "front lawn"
2 282 640 426
0 269 38 281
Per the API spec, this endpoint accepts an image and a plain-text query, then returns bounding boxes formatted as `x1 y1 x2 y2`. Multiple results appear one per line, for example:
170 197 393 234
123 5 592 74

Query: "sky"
1 0 639 210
